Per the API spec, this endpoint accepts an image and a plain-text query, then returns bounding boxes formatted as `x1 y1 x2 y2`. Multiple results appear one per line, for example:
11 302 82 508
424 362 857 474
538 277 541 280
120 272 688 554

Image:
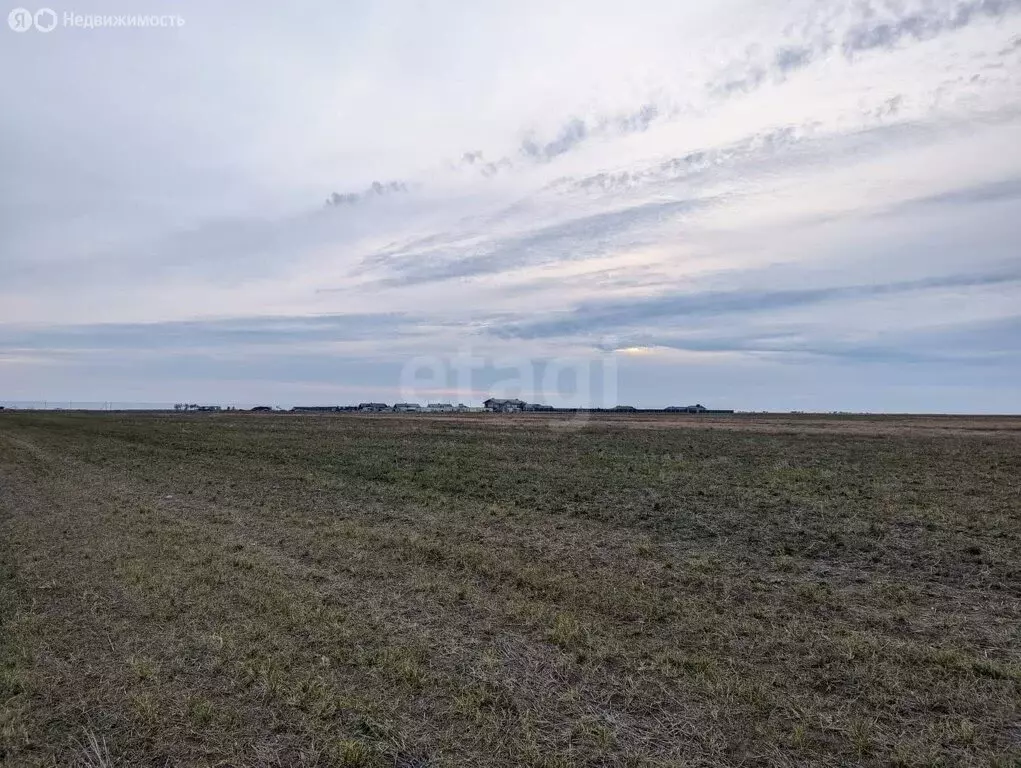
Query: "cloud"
521 118 589 162
359 197 711 287
517 104 662 164
893 176 1021 208
446 103 667 179
711 0 1021 96
0 313 421 354
326 180 409 207
548 125 805 195
641 314 1021 365
841 0 1021 56
287 0 1021 204
493 269 1021 341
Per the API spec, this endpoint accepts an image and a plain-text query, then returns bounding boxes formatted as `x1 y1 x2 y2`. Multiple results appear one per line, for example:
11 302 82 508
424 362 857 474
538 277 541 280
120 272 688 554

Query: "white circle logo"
8 7 34 31
34 7 57 32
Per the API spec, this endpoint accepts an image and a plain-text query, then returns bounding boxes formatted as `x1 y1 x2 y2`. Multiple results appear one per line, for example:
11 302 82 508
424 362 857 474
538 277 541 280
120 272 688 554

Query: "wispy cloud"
711 0 1021 95
0 313 421 353
325 180 409 207
493 270 1021 341
841 0 1021 56
359 198 712 287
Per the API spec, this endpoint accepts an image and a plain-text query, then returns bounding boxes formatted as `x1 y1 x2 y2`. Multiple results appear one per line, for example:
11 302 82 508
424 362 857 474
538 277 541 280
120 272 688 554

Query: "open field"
1 411 1019 767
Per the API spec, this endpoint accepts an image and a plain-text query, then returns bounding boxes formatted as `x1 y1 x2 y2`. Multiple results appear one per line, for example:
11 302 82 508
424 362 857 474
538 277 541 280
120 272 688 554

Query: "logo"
7 9 185 31
7 6 56 31
8 7 33 30
34 7 56 31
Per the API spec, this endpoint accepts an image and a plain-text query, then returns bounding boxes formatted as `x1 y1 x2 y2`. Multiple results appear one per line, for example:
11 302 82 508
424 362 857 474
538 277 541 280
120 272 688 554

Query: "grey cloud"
884 176 1021 212
868 95 904 120
492 0 1018 177
481 158 513 177
324 0 1017 204
921 314 1021 352
326 180 409 207
842 0 1021 56
646 338 1012 366
521 118 588 162
710 41 823 96
711 0 1021 98
360 198 709 287
518 105 663 165
712 45 817 94
551 110 1021 202
461 0 1019 178
493 270 1021 341
775 45 815 72
473 103 664 177
612 103 660 134
636 313 1021 366
356 123 1018 294
0 312 420 353
553 125 802 195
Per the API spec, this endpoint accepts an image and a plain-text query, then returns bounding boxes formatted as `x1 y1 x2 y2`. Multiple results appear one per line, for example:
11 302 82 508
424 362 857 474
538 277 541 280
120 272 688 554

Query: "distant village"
173 400 734 414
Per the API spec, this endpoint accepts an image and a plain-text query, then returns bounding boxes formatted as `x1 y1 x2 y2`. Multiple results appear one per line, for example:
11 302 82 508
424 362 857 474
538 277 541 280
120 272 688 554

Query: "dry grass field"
1 411 1019 767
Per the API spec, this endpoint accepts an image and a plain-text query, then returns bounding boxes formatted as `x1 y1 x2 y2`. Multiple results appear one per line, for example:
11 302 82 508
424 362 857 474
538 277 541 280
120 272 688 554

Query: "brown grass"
1 411 1019 766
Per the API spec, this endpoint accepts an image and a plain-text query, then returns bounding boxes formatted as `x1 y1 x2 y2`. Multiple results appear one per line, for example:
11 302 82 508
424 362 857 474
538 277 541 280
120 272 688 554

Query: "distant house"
523 403 555 412
393 403 422 413
483 398 526 412
358 402 389 412
664 404 734 414
291 406 338 413
250 406 273 412
426 403 455 413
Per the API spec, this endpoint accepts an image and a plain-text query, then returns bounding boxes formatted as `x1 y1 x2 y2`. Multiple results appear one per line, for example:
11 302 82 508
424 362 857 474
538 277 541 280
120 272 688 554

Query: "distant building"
250 406 273 412
484 398 526 412
291 406 338 413
358 402 389 412
612 405 638 412
665 404 734 414
523 403 555 412
426 403 455 412
393 403 422 413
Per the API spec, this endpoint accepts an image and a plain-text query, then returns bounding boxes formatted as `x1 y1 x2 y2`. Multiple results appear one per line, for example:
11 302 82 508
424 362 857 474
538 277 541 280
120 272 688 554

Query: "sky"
1 0 1020 411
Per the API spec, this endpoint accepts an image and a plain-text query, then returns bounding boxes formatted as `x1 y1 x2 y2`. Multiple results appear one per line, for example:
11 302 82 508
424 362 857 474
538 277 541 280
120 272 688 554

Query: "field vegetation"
1 411 1019 766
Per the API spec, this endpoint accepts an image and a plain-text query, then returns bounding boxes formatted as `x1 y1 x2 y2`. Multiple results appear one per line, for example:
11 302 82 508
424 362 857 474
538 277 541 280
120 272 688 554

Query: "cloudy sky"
2 0 1019 411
